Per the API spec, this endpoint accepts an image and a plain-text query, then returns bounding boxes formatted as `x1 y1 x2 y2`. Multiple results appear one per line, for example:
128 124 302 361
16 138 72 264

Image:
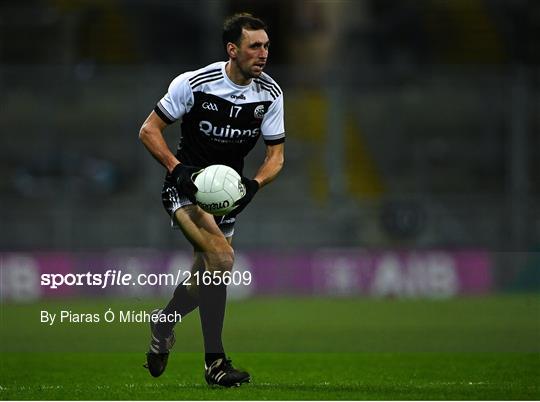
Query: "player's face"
235 29 269 79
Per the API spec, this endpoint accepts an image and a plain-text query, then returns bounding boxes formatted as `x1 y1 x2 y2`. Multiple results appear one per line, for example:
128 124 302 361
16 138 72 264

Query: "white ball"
193 165 246 216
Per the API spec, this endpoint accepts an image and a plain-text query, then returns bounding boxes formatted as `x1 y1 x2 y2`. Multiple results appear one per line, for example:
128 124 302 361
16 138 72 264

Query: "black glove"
229 177 259 217
170 163 201 203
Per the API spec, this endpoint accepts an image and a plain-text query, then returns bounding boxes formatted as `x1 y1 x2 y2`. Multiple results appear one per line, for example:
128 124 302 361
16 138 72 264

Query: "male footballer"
138 13 285 387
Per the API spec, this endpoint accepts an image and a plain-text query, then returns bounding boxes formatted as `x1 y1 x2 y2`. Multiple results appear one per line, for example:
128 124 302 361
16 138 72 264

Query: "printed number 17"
230 105 242 118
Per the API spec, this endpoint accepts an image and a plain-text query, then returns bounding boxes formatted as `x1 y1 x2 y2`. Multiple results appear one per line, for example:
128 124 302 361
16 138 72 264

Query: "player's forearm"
139 125 179 173
254 152 284 188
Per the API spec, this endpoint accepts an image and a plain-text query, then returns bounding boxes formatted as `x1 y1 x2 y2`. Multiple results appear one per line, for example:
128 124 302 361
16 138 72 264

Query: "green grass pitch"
1 295 539 400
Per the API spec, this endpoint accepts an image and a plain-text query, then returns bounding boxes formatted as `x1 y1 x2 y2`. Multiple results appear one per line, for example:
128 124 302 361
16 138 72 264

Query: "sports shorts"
161 176 236 238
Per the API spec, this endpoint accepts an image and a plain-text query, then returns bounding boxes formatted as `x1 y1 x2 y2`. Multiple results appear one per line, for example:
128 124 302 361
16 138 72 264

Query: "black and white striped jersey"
154 61 285 174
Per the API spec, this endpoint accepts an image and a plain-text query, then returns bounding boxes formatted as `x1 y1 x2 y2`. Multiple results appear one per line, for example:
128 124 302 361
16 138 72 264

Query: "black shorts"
161 177 236 238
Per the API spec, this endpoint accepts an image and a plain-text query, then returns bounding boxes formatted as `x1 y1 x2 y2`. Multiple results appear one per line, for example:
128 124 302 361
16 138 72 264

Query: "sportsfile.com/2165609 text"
40 269 252 289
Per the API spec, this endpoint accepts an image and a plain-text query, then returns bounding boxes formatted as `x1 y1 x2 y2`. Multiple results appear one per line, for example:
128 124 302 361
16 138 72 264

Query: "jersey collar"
222 61 253 90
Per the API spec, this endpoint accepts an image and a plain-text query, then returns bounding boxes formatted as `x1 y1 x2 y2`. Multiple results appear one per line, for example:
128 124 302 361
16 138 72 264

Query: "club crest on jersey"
254 104 265 119
202 102 219 111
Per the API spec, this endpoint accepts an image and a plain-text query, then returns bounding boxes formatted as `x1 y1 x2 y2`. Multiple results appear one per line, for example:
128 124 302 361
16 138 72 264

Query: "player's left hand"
229 177 259 217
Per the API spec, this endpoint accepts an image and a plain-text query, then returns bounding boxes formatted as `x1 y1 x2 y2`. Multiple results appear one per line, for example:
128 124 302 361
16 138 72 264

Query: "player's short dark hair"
222 13 267 49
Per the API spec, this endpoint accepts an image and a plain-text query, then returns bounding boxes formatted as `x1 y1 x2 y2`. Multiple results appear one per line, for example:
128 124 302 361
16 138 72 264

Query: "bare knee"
203 243 234 274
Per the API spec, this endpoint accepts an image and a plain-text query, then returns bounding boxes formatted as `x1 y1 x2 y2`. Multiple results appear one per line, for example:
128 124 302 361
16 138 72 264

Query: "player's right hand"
170 163 202 203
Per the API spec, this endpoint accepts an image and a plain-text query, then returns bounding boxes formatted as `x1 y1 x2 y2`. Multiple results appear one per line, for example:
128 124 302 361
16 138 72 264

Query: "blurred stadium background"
1 0 539 399
1 0 539 298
